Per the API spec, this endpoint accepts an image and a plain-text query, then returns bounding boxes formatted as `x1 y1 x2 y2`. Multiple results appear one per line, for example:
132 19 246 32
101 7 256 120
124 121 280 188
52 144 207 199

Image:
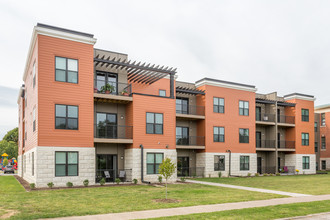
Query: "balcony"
277 115 295 127
176 104 205 120
94 124 133 144
176 136 205 149
256 113 275 125
277 141 295 151
94 81 133 103
256 140 276 151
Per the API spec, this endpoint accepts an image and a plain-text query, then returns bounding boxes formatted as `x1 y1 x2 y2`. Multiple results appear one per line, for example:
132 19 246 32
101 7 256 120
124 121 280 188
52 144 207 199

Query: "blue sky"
0 0 330 139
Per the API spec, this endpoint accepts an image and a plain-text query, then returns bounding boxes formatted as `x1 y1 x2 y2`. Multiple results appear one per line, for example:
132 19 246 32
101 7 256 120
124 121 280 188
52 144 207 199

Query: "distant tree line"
0 128 18 159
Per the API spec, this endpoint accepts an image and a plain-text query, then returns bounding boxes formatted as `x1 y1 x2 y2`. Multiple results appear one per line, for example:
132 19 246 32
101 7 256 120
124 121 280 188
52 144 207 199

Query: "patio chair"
104 171 111 182
283 166 288 173
119 170 126 182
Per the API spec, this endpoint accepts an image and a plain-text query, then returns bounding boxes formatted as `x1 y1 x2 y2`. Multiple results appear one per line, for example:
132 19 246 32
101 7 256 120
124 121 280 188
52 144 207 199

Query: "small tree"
3 158 8 167
158 157 176 200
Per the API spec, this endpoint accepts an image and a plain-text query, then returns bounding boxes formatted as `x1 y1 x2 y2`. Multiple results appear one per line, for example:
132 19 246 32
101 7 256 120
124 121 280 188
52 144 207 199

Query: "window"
96 113 117 138
302 156 310 169
55 152 78 176
55 105 78 130
321 113 326 126
213 97 224 113
214 155 225 171
322 160 326 170
176 98 189 114
146 113 163 134
213 127 225 142
32 108 36 132
240 156 249 171
55 57 78 83
301 109 309 122
239 101 249 116
302 133 309 146
147 153 163 174
159 90 166 97
239 128 249 143
32 62 36 88
96 71 117 94
32 152 34 176
176 127 189 145
315 122 318 132
322 137 326 149
315 142 318 152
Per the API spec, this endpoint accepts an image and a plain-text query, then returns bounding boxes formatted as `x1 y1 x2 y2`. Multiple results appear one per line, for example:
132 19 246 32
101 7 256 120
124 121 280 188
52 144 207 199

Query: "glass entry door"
96 113 117 138
177 157 189 177
96 154 117 182
176 98 189 114
176 127 189 145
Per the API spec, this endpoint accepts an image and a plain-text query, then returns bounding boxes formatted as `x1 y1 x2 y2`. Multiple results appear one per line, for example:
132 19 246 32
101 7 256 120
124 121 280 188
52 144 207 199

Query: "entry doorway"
257 157 262 174
96 154 117 182
256 132 261 148
177 157 189 177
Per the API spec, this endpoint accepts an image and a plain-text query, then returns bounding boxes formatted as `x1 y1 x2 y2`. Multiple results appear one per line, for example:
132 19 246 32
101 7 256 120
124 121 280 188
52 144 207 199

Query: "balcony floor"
94 93 133 104
94 138 133 144
176 113 205 120
176 145 205 150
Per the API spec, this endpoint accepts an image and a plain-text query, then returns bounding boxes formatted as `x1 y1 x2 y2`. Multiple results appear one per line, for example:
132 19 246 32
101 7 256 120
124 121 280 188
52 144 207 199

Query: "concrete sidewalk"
48 194 330 220
186 180 310 197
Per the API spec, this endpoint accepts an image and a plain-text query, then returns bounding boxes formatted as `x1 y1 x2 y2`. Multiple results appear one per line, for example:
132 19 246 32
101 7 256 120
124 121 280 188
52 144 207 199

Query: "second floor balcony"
256 113 275 124
278 115 295 126
176 135 205 149
94 124 133 144
277 141 295 150
256 140 276 150
176 103 205 120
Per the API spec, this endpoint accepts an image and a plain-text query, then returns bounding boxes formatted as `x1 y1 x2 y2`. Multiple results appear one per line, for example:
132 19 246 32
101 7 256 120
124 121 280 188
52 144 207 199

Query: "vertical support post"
275 101 278 174
170 74 174 99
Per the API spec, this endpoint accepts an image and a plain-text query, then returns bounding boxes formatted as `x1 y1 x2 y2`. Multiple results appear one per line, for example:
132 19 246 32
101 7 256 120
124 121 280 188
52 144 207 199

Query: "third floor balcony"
176 135 205 149
94 78 133 103
176 102 205 120
277 115 295 127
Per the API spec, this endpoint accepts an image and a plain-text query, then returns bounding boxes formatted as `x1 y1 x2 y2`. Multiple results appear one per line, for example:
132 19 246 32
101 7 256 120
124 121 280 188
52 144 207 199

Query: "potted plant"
121 89 129 96
100 83 115 94
94 88 98 93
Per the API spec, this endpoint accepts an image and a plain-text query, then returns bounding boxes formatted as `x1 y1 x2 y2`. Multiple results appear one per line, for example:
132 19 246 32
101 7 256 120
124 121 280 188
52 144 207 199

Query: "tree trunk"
165 180 167 200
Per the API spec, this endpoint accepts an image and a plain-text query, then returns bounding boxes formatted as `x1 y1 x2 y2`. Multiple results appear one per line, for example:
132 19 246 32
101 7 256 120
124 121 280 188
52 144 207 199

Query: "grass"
195 173 330 195
150 200 330 219
0 176 284 219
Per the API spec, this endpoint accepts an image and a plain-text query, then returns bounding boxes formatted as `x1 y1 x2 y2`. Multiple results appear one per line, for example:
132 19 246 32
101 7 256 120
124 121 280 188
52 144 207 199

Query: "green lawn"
195 174 330 195
151 200 330 220
0 176 283 219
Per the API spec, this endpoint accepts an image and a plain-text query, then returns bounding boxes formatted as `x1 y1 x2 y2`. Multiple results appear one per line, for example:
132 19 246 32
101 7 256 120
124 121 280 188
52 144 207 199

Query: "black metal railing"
278 166 296 174
176 136 205 146
277 141 295 149
256 113 275 122
95 124 133 139
176 104 205 116
278 115 295 124
94 80 132 96
257 166 276 174
177 167 204 177
256 140 276 148
96 169 133 183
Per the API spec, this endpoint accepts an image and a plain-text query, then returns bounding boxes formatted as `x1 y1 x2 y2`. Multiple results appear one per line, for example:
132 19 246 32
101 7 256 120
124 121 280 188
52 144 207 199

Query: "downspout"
140 144 150 184
170 74 174 99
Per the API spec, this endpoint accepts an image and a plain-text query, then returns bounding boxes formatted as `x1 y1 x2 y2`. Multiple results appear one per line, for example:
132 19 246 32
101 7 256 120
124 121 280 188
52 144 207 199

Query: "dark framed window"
302 156 310 169
95 71 117 94
55 152 78 176
315 142 318 152
176 98 189 114
213 97 224 113
96 112 117 138
176 127 189 145
33 62 36 88
214 155 225 171
321 113 325 126
240 156 249 171
55 57 78 84
146 113 163 134
239 128 249 143
147 153 163 174
315 122 318 132
33 108 36 132
322 137 326 149
302 133 309 146
322 160 326 170
213 127 225 142
55 105 78 130
301 109 309 122
239 101 249 116
159 90 166 97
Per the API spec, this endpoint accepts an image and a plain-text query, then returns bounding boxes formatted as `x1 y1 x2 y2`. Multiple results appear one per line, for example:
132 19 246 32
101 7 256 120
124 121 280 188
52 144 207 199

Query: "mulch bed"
14 175 31 191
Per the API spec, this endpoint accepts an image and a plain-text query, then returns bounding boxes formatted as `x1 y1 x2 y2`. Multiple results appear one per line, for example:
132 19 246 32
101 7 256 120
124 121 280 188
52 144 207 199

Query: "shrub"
247 173 251 177
115 178 120 185
83 179 89 187
158 175 163 183
255 173 259 177
269 173 274 176
218 172 222 178
208 174 211 178
264 173 268 176
100 178 106 186
180 177 186 182
276 173 281 176
47 182 54 188
30 183 35 190
133 179 138 184
66 182 73 188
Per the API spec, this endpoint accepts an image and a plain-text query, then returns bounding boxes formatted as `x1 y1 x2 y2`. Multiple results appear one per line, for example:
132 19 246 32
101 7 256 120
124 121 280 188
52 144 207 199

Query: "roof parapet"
195 77 257 92
284 93 315 101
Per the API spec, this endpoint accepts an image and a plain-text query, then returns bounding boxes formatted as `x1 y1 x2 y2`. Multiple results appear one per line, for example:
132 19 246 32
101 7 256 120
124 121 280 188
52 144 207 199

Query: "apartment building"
315 105 330 170
17 24 316 187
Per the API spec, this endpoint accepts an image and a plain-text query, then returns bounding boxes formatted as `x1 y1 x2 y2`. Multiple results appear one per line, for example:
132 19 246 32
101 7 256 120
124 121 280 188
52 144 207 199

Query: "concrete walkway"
48 194 330 220
279 212 330 219
186 179 310 197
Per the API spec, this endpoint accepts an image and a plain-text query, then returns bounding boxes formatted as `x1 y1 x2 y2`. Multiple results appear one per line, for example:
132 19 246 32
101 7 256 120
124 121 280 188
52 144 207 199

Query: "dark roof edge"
37 23 94 38
196 77 256 88
284 93 314 98
94 48 128 56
